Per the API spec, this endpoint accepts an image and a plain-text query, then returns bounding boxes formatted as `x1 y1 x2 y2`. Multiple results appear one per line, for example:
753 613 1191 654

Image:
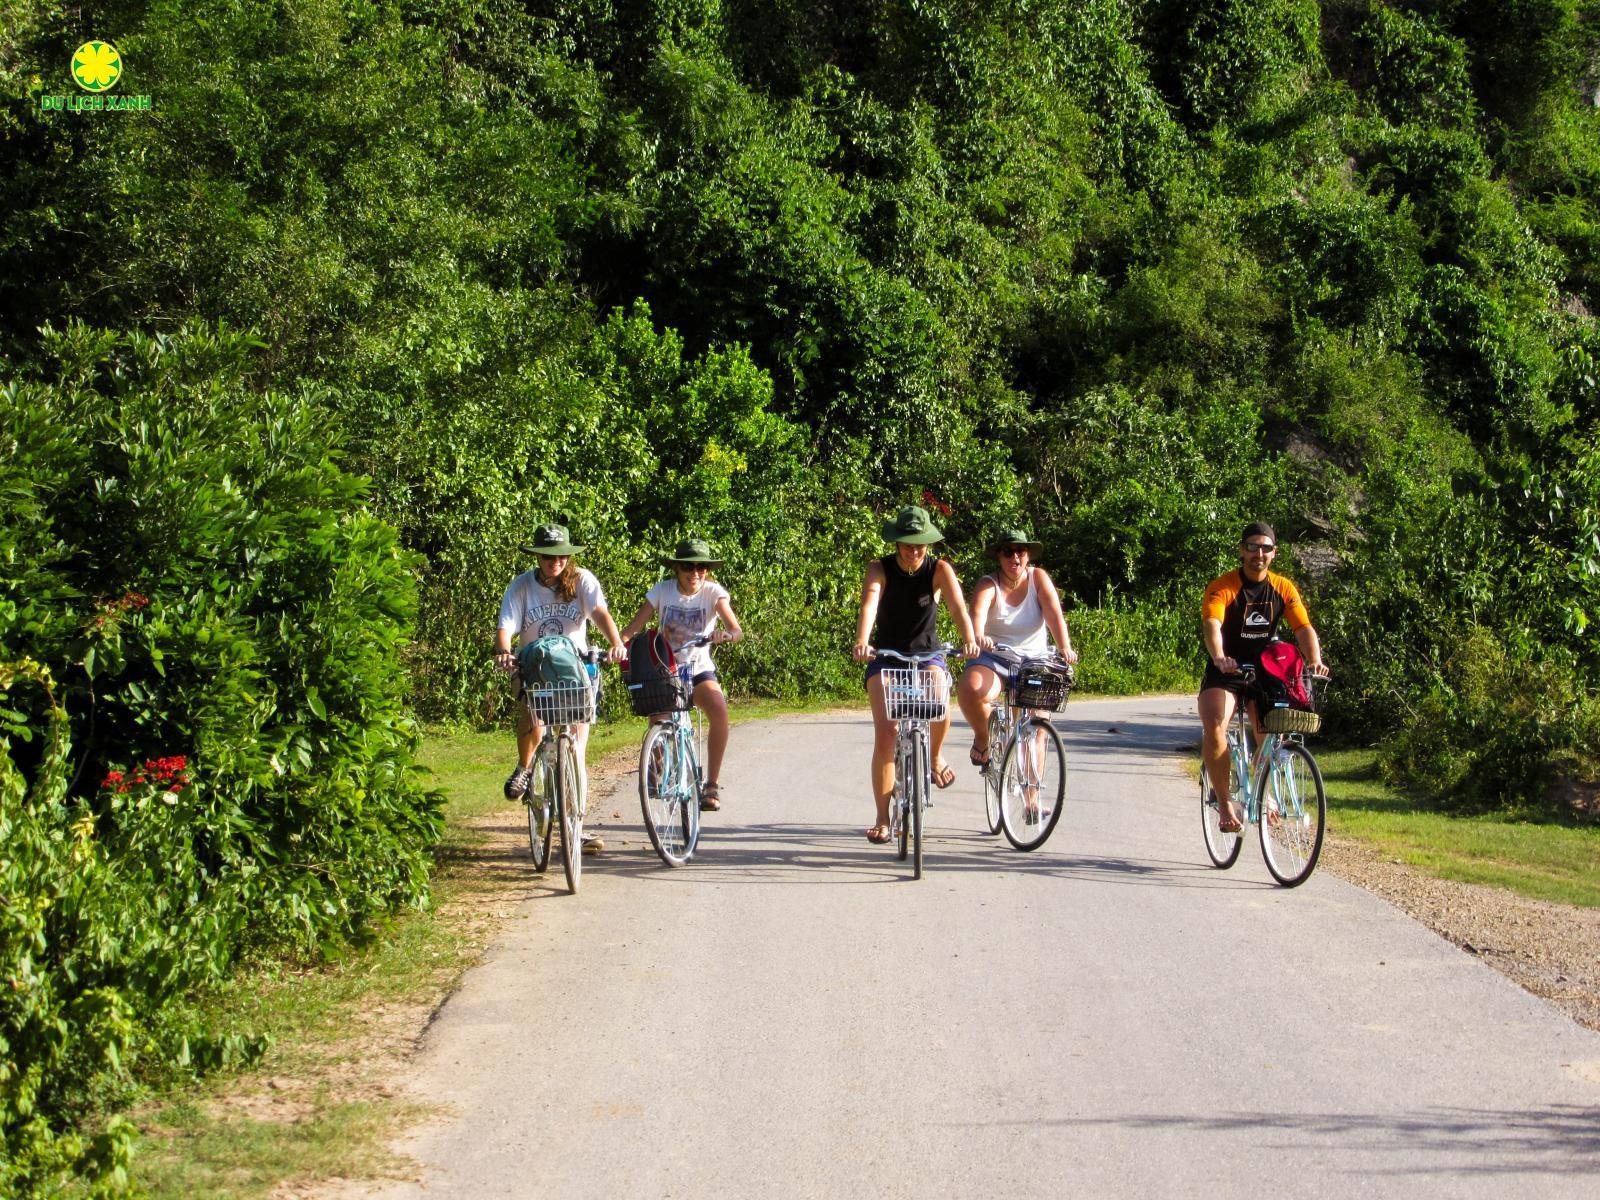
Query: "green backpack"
516 634 587 690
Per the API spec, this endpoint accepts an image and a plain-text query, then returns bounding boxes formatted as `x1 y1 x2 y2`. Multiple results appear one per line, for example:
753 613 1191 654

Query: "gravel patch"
1322 834 1600 1032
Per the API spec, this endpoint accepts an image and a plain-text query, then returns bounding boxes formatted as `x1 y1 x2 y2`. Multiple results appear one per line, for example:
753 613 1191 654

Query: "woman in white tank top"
956 528 1077 768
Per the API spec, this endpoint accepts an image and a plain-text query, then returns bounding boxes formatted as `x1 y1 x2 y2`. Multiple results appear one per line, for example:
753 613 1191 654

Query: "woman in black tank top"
872 551 939 653
852 506 980 845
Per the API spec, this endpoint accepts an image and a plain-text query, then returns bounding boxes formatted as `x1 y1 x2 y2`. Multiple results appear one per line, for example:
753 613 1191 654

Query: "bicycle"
1200 666 1328 887
521 646 607 895
634 634 712 868
977 644 1073 851
874 644 957 880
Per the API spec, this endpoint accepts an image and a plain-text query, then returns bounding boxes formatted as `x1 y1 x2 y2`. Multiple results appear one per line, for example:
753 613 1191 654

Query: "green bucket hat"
524 523 585 556
989 527 1044 558
880 505 944 545
664 537 723 567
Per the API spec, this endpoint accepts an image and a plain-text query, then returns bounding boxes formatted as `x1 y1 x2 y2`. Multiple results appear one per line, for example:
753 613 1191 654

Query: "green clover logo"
72 42 121 93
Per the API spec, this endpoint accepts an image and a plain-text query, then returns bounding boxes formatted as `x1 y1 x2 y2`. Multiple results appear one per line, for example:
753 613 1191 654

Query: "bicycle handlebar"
870 643 959 666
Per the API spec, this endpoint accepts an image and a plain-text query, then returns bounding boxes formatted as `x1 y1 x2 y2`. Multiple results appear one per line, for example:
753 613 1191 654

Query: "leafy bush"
1380 625 1600 817
0 324 440 1194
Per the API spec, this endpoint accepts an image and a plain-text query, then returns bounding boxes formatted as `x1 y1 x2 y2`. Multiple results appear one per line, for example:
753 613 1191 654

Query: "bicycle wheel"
911 730 927 879
640 722 692 867
1260 741 1326 887
556 735 582 894
1200 773 1244 868
998 718 1065 851
525 751 553 873
981 710 1004 835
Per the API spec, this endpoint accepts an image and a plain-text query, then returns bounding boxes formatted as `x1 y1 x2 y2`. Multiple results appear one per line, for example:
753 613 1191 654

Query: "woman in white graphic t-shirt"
494 524 626 851
618 537 744 811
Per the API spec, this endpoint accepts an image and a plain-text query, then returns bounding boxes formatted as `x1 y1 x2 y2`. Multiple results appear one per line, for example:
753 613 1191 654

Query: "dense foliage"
0 325 440 1192
2 0 1598 1189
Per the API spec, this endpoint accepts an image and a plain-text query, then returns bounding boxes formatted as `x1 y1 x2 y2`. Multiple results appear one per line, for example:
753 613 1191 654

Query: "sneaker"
503 764 533 800
581 832 605 855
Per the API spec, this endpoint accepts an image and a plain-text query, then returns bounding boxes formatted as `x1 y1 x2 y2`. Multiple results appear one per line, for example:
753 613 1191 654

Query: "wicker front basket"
1262 706 1321 735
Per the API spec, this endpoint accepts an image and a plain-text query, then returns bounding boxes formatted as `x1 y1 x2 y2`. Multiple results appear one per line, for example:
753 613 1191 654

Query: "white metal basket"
526 680 597 725
880 668 950 722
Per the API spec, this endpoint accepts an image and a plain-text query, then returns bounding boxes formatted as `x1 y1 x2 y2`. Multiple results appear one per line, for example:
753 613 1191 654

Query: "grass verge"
123 695 839 1197
1321 748 1600 908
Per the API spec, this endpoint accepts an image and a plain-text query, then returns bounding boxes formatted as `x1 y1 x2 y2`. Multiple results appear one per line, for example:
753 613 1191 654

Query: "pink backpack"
1258 641 1314 710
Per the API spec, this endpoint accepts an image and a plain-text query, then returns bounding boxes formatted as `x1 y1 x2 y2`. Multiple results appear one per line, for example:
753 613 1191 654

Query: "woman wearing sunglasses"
956 528 1078 769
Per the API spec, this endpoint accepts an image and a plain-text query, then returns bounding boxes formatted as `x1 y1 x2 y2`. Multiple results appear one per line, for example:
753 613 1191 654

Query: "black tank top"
874 554 938 653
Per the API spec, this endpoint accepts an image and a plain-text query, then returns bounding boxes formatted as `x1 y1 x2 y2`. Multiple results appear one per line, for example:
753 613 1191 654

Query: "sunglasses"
999 547 1029 557
1242 542 1276 553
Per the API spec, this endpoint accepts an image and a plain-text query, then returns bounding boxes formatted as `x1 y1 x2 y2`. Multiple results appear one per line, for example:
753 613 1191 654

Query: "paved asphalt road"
377 697 1600 1198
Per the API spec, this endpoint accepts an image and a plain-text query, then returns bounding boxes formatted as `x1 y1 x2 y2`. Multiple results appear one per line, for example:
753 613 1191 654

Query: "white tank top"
983 569 1048 655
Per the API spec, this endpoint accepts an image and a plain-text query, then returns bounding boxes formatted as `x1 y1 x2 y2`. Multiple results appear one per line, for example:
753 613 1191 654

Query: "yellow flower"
72 42 121 92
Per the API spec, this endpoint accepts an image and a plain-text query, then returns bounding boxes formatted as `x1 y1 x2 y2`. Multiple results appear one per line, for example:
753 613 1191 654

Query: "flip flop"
969 743 991 768
932 761 957 789
865 823 892 844
1217 802 1244 834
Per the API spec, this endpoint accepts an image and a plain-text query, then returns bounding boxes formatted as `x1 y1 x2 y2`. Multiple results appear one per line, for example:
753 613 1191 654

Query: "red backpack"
1258 640 1314 711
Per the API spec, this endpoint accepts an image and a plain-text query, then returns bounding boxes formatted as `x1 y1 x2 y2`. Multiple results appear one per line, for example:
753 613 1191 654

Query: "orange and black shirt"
1201 569 1311 662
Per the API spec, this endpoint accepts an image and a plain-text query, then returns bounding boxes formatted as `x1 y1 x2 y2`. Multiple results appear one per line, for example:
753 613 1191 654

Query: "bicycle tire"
998 718 1065 851
911 730 927 879
982 710 1004 835
1200 774 1244 868
684 737 702 857
556 735 582 894
640 722 693 867
895 741 910 862
1260 741 1325 887
526 752 553 873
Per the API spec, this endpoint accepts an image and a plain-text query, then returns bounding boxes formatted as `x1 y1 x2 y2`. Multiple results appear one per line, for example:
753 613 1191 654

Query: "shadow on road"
451 817 1284 893
965 1105 1600 1176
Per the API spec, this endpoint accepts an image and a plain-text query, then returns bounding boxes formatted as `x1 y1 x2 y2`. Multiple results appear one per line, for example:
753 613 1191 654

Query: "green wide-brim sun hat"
522 523 585 556
989 527 1044 557
880 504 944 544
663 537 724 566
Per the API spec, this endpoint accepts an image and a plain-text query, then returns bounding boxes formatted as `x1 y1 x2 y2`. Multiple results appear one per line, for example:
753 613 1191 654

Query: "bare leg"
1198 687 1241 827
956 663 1003 762
866 673 896 832
693 680 730 784
515 705 542 769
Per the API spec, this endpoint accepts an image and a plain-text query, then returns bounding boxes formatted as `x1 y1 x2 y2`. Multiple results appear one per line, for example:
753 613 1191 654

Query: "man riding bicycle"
1199 522 1329 833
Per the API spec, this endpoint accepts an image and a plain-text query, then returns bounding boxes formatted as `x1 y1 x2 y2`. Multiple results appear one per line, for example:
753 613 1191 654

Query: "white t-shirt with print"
645 578 728 677
498 567 607 652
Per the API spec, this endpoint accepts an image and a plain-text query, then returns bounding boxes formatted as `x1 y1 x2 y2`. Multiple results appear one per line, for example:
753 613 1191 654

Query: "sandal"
865 823 892 844
1217 802 1244 834
700 782 722 812
932 760 956 789
969 742 990 768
